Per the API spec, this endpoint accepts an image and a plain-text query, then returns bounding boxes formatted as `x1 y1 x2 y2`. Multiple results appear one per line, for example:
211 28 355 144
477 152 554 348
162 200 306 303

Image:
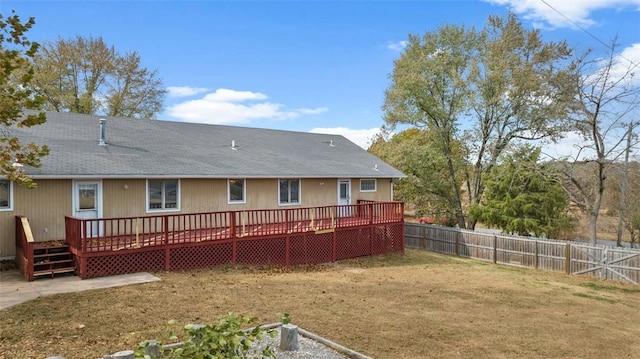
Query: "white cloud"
387 40 408 52
167 86 209 98
539 131 587 159
166 88 328 125
483 0 640 29
309 127 381 149
297 107 330 115
203 88 268 102
610 43 640 85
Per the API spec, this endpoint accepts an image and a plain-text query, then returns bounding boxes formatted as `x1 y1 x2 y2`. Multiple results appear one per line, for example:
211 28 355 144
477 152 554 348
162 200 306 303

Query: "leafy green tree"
369 127 463 226
469 146 575 237
30 35 166 119
626 208 640 248
383 13 576 229
0 11 49 187
609 159 640 248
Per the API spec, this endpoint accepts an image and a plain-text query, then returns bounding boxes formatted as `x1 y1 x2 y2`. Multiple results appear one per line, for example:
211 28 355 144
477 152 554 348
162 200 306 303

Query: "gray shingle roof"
10 111 405 179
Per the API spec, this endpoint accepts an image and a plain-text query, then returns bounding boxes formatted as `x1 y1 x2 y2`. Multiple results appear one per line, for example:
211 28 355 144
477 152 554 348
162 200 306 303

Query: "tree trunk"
616 123 632 247
589 211 599 245
589 163 606 245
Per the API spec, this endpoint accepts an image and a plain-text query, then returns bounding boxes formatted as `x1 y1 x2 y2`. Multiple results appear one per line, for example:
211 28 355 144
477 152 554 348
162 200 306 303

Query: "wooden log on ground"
280 323 299 351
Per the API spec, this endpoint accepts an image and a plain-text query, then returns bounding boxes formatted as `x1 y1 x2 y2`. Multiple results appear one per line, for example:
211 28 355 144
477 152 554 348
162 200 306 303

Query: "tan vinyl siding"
181 178 342 211
180 179 228 213
355 178 393 201
0 180 71 257
0 205 15 257
102 179 148 218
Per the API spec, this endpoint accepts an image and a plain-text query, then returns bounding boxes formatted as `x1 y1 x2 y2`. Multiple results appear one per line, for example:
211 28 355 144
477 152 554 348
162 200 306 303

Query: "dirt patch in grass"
1 250 639 358
0 260 16 271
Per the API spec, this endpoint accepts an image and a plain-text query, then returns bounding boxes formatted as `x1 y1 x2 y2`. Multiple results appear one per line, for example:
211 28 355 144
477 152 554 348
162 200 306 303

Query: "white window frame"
278 178 301 206
360 179 377 192
227 178 246 204
0 179 13 211
146 179 180 212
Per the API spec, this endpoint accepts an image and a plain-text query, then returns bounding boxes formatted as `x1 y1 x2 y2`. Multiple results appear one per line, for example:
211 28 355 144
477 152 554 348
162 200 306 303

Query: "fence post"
493 235 497 264
565 243 571 274
455 231 460 256
600 248 608 280
534 240 539 269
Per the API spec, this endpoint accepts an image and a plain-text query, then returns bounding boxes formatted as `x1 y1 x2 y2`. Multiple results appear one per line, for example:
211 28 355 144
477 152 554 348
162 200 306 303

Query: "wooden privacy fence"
405 223 640 285
64 201 405 279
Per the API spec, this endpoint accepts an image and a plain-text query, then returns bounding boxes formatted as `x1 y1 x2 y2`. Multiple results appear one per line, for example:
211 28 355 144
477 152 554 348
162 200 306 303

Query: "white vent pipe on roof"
99 119 106 146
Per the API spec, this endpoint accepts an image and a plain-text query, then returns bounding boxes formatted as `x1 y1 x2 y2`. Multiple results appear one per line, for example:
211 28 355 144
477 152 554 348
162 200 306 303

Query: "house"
1 111 405 260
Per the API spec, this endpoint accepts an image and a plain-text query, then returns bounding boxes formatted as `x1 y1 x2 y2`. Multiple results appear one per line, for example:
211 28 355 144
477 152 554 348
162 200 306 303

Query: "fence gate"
571 245 640 285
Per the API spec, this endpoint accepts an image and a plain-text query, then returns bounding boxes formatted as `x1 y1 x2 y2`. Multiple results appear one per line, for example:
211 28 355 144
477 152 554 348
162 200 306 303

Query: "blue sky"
2 0 639 149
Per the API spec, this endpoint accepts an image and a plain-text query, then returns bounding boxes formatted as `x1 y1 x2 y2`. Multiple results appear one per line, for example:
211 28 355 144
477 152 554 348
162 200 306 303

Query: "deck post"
231 211 237 264
229 211 236 238
26 241 34 282
81 219 87 253
285 232 291 266
369 204 375 255
164 247 171 271
163 216 169 243
164 216 170 271
285 209 291 266
80 256 87 279
332 208 337 262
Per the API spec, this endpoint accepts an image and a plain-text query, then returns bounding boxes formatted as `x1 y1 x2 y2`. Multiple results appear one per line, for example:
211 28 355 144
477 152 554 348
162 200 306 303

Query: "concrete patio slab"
0 270 160 311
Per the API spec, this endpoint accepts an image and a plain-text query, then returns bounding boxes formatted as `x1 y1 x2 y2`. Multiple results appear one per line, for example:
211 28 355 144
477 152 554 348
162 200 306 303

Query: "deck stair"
32 243 76 279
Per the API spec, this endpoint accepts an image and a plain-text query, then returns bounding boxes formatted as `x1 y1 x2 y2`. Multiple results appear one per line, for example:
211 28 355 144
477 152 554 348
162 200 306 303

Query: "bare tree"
30 36 166 119
562 40 640 245
616 122 640 246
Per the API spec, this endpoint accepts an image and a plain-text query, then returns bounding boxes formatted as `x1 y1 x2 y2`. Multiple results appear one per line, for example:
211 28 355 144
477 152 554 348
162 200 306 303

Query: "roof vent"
99 119 107 146
329 140 335 147
373 164 379 171
231 140 237 150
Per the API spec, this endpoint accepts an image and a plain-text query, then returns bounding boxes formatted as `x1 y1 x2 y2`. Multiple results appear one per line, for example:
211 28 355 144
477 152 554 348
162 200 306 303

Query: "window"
279 179 300 205
147 179 179 211
0 180 12 211
360 179 377 192
228 179 246 204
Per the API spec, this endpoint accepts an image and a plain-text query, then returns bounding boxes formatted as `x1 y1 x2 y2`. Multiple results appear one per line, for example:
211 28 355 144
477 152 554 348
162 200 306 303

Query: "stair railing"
15 216 35 281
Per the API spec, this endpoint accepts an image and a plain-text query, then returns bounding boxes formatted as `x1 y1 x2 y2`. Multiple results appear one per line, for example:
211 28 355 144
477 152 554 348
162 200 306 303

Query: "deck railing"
65 201 404 253
64 201 405 278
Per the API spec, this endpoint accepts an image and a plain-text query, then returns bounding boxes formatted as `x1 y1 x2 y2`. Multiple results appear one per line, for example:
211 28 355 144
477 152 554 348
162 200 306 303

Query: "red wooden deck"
60 201 404 279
